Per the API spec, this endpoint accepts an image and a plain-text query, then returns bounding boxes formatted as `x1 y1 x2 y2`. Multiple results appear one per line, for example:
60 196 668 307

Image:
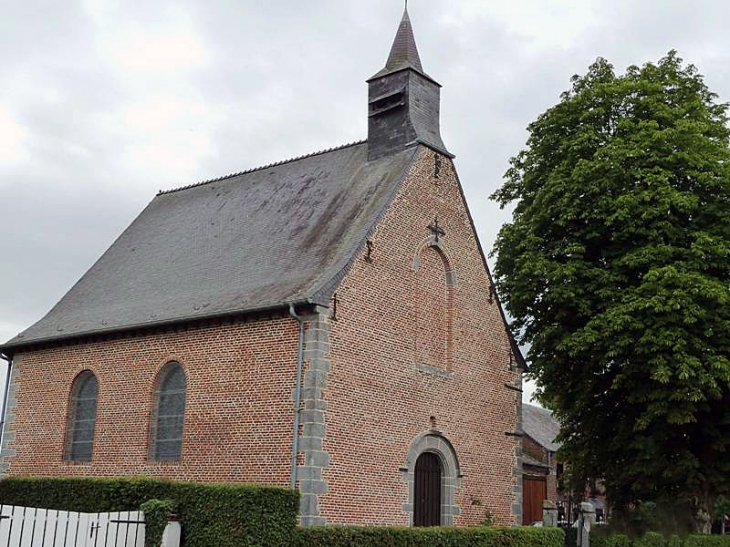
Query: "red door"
523 476 547 525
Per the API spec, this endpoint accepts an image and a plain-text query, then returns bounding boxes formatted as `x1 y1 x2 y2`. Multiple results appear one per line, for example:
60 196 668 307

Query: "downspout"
289 305 305 490
0 353 12 448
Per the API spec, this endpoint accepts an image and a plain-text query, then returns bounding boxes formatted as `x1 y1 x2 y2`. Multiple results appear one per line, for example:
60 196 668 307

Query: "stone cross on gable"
427 218 446 242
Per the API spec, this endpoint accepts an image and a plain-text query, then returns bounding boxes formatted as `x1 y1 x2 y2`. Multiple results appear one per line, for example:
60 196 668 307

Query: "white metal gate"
0 506 145 547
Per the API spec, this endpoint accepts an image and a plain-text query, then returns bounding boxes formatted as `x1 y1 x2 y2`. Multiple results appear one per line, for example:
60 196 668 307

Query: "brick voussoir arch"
400 430 462 525
411 236 457 287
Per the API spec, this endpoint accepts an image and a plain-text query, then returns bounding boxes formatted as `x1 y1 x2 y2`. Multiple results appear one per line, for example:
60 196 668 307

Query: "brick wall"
1 317 298 484
523 436 547 464
319 146 521 525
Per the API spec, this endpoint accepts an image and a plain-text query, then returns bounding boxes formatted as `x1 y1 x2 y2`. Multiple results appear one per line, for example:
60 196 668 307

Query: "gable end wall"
319 146 522 525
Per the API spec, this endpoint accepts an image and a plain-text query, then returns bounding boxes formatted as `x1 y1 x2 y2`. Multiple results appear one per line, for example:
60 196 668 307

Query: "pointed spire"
386 7 423 72
370 6 425 79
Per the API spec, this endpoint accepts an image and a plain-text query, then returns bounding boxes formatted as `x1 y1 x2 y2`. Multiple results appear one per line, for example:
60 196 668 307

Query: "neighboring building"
521 403 562 524
0 9 526 527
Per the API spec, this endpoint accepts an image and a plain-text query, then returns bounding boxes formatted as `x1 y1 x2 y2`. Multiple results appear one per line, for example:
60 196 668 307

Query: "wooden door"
413 452 442 527
523 476 548 524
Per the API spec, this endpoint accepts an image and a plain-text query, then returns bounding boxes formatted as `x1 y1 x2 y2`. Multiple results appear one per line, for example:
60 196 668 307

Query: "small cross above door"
427 218 446 242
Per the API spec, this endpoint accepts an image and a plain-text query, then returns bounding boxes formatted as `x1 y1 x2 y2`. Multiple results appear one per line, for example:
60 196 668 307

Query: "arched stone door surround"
401 431 462 525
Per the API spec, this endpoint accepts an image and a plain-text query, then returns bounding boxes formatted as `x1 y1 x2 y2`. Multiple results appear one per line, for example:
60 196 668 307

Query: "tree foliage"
491 52 730 526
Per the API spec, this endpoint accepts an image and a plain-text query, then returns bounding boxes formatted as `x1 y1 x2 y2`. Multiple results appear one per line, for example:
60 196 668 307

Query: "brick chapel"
0 8 527 526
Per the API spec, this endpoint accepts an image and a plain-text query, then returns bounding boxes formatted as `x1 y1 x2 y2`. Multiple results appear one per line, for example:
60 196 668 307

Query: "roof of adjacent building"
2 142 418 351
523 403 561 452
522 453 550 470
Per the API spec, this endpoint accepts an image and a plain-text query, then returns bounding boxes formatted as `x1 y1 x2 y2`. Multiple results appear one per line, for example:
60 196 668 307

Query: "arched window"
150 362 187 461
412 240 456 372
65 371 99 463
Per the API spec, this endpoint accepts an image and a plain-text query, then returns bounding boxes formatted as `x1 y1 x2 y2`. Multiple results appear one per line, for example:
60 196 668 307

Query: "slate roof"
3 142 418 351
523 403 561 452
369 8 436 83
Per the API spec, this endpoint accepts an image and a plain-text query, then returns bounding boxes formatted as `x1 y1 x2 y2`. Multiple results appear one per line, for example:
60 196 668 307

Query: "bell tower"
367 7 452 161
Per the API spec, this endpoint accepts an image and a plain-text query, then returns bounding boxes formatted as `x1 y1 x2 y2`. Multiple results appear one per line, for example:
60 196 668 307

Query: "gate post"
161 521 181 547
576 502 596 547
543 500 558 527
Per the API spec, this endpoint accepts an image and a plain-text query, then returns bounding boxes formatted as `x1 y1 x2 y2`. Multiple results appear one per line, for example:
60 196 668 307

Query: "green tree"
491 52 730 532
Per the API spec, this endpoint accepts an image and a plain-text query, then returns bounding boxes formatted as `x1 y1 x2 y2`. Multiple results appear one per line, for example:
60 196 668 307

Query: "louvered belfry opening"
413 452 442 526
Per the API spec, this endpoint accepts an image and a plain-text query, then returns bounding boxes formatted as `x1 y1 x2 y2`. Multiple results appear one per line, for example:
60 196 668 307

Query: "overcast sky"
1 0 729 404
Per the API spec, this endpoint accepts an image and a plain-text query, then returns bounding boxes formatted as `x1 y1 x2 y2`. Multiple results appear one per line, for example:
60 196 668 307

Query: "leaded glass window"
151 362 187 461
65 371 98 462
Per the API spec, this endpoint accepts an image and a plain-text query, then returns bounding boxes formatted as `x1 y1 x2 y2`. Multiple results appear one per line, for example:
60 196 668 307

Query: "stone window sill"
416 363 453 379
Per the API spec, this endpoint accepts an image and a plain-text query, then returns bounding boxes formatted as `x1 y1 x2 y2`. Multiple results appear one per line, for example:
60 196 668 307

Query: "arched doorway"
413 452 442 526
402 431 461 525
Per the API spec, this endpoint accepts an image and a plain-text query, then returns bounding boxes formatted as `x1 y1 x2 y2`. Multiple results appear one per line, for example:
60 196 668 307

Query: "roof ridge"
158 139 367 196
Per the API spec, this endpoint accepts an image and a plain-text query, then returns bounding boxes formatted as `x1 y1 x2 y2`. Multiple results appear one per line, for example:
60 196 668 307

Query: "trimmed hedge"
668 536 682 547
683 537 730 547
0 476 299 547
592 533 631 547
635 533 666 547
591 533 730 547
139 499 175 547
294 525 566 547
